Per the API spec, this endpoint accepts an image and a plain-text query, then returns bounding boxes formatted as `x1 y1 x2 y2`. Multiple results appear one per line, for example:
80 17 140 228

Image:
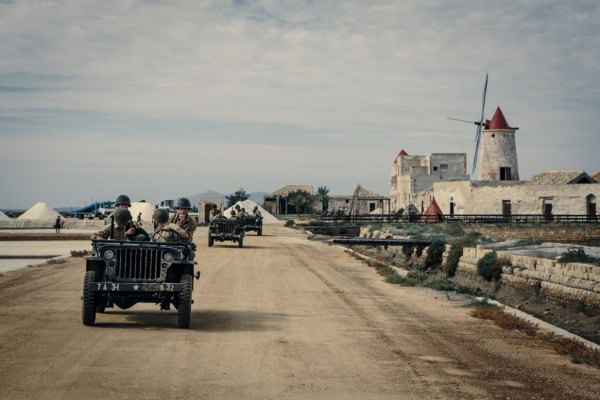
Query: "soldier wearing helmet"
167 198 197 242
235 204 246 220
253 206 262 218
229 209 238 220
91 209 150 241
115 194 131 209
152 209 188 242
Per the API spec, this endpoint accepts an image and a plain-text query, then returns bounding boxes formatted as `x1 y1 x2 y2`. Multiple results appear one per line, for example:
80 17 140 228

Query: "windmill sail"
472 73 488 174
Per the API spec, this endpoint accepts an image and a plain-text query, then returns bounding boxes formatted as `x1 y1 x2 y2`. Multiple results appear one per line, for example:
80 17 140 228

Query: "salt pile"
370 207 383 215
17 202 62 220
223 200 279 224
129 202 156 221
0 210 11 220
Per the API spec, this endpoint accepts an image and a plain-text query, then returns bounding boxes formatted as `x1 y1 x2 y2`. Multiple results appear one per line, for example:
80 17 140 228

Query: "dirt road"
0 225 599 399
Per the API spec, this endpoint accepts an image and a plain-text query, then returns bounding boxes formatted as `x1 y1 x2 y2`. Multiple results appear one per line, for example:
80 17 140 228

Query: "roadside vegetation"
558 247 600 266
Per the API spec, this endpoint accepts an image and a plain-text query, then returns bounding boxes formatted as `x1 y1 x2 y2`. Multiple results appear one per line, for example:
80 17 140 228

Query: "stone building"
389 150 469 212
198 197 225 224
329 186 389 215
392 106 599 218
262 185 316 215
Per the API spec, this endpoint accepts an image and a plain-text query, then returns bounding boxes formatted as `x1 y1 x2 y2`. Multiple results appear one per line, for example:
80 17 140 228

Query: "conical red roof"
488 107 512 130
419 197 445 223
399 149 408 156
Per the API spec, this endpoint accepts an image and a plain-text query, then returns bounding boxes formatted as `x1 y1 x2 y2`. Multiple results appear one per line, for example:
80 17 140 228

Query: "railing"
317 214 600 224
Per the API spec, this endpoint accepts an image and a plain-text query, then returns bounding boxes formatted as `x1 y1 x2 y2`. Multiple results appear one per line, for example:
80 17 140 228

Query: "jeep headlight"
103 249 115 260
162 251 174 262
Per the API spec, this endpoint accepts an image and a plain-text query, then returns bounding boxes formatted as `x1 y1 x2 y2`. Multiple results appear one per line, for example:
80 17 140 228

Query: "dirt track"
0 225 599 399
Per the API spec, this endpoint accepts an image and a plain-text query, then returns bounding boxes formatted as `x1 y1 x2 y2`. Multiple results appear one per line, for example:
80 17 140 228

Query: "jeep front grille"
213 221 235 234
111 248 165 281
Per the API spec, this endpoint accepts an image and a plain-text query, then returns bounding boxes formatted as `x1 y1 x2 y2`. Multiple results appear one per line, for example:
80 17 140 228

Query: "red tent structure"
419 197 445 223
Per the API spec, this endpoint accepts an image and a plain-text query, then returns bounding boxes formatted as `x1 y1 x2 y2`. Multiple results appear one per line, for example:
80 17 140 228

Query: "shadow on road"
93 309 288 332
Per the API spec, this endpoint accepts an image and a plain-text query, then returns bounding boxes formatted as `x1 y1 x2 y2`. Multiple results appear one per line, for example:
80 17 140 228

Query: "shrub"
472 306 538 336
284 220 295 227
444 244 463 277
477 251 504 281
559 247 600 265
424 240 445 271
71 250 90 257
442 224 464 236
401 245 414 259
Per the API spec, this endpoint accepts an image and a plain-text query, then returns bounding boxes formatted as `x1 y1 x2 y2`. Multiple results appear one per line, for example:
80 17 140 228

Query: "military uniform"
152 223 188 243
209 209 222 221
237 210 246 220
93 222 149 241
254 209 262 218
169 214 197 242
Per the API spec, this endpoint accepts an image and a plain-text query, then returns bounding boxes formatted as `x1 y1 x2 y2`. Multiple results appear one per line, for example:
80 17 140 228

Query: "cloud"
0 0 599 207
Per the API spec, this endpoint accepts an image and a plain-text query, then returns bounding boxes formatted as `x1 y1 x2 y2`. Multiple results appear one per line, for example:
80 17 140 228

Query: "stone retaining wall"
456 246 600 309
462 224 600 245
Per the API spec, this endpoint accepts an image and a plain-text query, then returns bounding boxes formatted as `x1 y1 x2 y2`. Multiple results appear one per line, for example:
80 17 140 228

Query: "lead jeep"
208 218 244 248
82 240 199 328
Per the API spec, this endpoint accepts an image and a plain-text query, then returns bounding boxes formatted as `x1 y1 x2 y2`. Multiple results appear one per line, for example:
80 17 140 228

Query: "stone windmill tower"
478 107 519 181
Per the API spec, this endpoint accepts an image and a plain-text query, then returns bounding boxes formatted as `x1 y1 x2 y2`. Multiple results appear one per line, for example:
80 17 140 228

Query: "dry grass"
472 306 600 368
70 250 91 257
472 306 538 336
46 258 67 265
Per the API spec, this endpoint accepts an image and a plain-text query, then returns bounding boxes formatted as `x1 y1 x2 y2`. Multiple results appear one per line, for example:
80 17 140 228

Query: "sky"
1 0 599 209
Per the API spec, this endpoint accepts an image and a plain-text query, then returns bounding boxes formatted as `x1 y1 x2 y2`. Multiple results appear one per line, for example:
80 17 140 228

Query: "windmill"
447 73 489 175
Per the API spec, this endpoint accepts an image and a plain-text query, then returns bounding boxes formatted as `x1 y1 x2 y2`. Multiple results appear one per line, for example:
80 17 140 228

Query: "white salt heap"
17 202 62 220
0 210 11 220
129 202 156 221
224 200 279 224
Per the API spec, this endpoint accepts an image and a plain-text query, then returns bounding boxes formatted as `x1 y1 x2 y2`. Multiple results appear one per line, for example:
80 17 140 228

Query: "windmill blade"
472 124 482 173
473 73 489 174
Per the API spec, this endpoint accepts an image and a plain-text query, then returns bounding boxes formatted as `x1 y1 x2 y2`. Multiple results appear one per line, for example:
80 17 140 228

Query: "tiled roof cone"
398 149 408 156
487 107 515 130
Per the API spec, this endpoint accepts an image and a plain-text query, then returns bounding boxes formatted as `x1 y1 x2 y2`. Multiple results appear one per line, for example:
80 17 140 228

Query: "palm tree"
286 190 312 214
315 186 330 212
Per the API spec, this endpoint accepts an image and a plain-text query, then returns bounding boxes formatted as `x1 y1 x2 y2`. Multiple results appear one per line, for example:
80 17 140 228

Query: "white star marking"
133 284 139 290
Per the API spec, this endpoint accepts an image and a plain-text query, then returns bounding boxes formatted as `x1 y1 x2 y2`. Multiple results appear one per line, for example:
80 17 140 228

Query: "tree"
286 190 313 214
226 188 250 208
315 186 330 212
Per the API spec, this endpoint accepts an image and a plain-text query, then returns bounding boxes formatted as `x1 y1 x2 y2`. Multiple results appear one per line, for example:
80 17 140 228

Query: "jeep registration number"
97 283 120 291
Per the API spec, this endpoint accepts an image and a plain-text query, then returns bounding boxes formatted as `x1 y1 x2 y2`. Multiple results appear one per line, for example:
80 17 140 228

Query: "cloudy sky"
1 0 599 208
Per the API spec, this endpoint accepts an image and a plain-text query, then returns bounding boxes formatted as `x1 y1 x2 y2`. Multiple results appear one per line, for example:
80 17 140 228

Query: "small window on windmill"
433 166 438 171
500 167 511 181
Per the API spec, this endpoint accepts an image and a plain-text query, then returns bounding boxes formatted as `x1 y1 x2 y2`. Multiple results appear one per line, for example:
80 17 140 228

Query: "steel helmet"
113 209 132 224
153 209 170 224
176 198 192 209
115 194 131 207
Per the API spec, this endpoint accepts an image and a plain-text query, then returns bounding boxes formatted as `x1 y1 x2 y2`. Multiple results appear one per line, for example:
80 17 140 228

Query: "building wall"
390 153 469 212
478 129 519 181
419 181 600 215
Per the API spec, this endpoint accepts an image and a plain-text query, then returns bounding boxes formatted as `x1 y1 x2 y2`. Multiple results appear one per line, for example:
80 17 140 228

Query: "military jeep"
82 240 199 328
208 218 244 248
242 216 263 236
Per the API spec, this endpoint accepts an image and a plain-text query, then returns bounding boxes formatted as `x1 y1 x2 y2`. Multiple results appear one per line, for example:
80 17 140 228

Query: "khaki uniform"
93 223 149 241
169 214 197 242
237 210 246 220
152 223 188 243
209 209 222 221
254 210 262 218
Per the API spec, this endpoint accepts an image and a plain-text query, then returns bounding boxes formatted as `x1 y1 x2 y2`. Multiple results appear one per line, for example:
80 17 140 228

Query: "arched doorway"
587 194 597 221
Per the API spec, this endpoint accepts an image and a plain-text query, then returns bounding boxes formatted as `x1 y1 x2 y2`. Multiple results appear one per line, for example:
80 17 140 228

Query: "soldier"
115 194 131 209
152 209 188 243
253 206 262 218
209 204 222 221
237 206 246 220
91 209 150 241
229 209 239 220
168 198 197 243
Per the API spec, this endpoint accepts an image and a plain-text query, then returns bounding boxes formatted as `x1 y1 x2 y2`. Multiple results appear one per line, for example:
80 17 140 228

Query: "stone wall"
462 224 600 245
457 246 600 309
0 219 106 230
419 181 600 215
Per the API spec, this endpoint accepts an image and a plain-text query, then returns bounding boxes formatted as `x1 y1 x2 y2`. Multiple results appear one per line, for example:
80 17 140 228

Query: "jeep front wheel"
82 271 97 326
208 235 214 247
178 274 193 329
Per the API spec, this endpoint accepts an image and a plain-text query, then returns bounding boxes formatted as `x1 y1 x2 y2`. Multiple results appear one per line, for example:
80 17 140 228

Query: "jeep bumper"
92 282 183 292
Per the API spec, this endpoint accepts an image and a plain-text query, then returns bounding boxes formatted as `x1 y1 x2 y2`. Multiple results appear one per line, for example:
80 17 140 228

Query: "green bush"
424 240 445 271
476 251 509 282
444 244 463 277
284 220 295 227
559 247 600 265
401 245 413 259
